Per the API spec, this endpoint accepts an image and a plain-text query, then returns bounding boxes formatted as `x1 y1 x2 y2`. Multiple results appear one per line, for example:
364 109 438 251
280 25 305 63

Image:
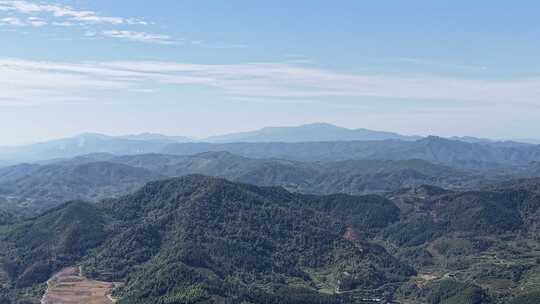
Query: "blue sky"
1 0 539 145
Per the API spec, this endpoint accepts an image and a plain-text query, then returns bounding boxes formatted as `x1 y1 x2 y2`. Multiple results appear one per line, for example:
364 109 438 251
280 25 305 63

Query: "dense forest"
1 175 540 303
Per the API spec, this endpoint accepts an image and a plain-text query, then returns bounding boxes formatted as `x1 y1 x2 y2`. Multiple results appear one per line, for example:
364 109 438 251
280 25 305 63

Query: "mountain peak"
74 133 111 140
291 122 343 129
205 123 419 143
119 133 192 143
136 174 284 200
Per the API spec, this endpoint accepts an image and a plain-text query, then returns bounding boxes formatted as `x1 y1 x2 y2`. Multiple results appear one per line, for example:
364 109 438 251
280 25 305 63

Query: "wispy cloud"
0 16 24 26
27 16 45 27
1 15 45 26
0 1 244 46
51 21 74 27
283 54 315 65
1 58 539 107
0 0 146 25
102 30 175 45
388 57 488 71
0 0 177 44
189 40 247 49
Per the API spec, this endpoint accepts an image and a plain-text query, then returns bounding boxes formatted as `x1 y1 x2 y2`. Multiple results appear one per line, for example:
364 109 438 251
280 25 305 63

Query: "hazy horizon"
2 121 540 148
2 1 540 145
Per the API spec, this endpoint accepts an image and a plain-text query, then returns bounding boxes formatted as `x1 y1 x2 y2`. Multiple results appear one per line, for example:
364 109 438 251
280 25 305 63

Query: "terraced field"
41 267 116 304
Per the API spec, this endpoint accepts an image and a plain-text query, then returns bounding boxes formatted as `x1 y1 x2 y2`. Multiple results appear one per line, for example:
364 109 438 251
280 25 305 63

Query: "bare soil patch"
41 267 116 304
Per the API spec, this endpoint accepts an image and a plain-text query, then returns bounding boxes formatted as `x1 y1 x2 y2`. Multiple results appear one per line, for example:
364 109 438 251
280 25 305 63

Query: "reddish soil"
343 227 361 242
41 267 116 304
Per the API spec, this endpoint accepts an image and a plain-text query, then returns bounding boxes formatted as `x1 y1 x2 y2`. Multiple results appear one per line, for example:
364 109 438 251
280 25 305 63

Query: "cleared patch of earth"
41 267 118 304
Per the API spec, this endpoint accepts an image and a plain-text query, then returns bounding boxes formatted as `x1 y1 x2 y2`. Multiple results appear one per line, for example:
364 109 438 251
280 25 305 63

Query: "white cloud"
0 16 24 26
0 0 146 25
102 30 175 45
27 16 45 27
52 21 74 27
0 0 171 44
1 58 539 107
0 15 45 26
189 40 247 49
0 1 244 46
390 57 488 71
201 43 247 49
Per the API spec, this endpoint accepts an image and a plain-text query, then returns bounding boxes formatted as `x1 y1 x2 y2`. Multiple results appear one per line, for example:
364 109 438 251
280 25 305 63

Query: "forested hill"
109 152 486 194
0 175 412 304
382 179 540 303
162 137 540 169
2 176 540 303
0 151 501 217
0 209 15 225
0 161 163 215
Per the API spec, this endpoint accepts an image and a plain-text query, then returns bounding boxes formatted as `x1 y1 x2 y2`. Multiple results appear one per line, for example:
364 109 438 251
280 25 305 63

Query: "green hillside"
0 175 412 303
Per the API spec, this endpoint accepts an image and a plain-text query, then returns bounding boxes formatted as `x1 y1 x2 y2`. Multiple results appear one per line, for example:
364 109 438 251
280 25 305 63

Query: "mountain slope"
0 160 14 169
0 163 41 184
109 152 487 194
2 176 540 303
0 209 15 225
204 123 420 143
1 201 107 288
163 137 540 169
378 180 540 304
383 181 540 246
0 151 492 217
0 133 169 162
0 161 163 215
0 175 413 303
119 133 192 143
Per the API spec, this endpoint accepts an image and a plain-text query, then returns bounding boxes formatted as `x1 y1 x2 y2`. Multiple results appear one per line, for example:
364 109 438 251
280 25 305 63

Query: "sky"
1 0 540 145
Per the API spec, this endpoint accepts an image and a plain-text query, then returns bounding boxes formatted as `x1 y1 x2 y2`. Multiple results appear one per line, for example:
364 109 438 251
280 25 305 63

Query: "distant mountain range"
118 132 193 143
0 133 169 162
0 151 497 215
0 160 14 168
163 136 540 169
1 124 540 168
204 122 421 143
0 123 418 162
